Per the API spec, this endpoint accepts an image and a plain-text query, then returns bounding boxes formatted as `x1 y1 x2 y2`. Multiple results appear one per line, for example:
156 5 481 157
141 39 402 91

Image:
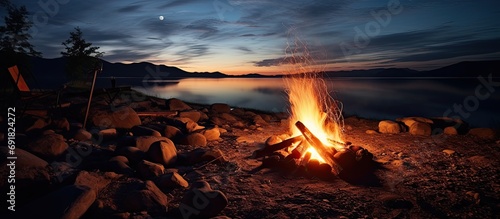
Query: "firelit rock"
468 128 497 140
122 181 168 214
444 126 458 135
378 120 402 134
210 103 231 113
180 181 228 219
166 98 192 111
179 133 207 147
91 106 141 129
116 146 145 165
179 111 202 123
135 136 171 152
409 121 432 136
147 140 177 167
137 160 165 179
200 127 220 141
131 125 162 137
154 172 189 189
74 128 92 141
17 185 96 219
27 133 68 159
164 125 183 139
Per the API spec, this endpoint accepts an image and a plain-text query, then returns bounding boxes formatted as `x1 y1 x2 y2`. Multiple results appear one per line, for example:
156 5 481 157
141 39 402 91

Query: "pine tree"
0 3 41 57
61 27 103 83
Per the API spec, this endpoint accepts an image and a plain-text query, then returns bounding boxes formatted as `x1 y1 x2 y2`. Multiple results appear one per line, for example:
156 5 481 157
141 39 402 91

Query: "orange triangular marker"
8 65 30 92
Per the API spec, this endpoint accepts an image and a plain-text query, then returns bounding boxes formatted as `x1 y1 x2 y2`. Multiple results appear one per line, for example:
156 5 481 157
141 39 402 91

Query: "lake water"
130 77 500 128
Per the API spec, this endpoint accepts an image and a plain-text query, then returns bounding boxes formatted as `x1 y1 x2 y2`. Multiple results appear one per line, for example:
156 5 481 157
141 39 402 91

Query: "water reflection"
133 78 500 128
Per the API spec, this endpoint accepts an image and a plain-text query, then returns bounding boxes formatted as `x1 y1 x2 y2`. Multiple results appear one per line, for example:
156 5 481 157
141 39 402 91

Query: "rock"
116 146 145 165
202 149 227 163
220 113 238 122
180 181 228 219
179 133 207 147
210 103 231 114
74 128 92 141
468 128 497 140
409 121 432 136
253 115 267 125
467 155 492 167
365 129 378 135
265 135 282 146
218 128 227 134
0 147 50 192
147 140 177 167
96 128 116 140
135 136 171 152
25 117 49 132
154 172 189 189
180 111 202 123
51 117 70 132
138 160 165 179
166 98 192 111
131 125 162 137
185 121 206 133
236 136 254 143
379 193 413 209
165 125 183 139
17 185 96 219
200 127 221 141
260 114 272 123
122 181 168 214
27 133 68 159
110 155 129 164
442 149 455 156
91 106 141 129
444 126 458 135
105 160 135 175
397 117 433 128
74 170 117 194
378 120 401 134
231 108 245 116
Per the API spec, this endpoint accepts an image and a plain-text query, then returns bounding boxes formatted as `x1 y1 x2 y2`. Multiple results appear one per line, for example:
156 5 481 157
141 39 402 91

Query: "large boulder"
468 128 497 140
0 147 50 198
74 171 119 195
200 127 220 141
178 133 207 147
164 125 183 139
180 181 228 219
135 136 171 152
166 98 192 111
210 103 231 114
378 120 401 134
409 121 432 136
27 133 68 159
91 106 141 129
16 185 96 219
122 181 168 214
147 140 177 167
179 111 202 123
131 125 162 137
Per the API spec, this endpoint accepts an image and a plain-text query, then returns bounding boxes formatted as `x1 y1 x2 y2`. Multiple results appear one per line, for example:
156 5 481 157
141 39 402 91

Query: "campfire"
253 39 374 179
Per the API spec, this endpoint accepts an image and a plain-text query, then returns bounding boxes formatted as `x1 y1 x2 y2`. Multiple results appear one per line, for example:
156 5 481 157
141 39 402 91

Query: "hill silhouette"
5 55 500 89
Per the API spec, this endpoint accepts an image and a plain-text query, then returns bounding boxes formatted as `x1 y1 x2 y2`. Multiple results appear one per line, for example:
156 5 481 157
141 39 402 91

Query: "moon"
159 16 164 21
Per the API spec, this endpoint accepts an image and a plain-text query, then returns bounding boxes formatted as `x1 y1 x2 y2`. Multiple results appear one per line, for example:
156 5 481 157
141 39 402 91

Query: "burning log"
253 135 304 158
295 121 343 175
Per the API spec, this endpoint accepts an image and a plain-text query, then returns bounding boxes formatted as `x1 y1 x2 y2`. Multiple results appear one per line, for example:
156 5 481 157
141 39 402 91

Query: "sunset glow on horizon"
2 0 499 75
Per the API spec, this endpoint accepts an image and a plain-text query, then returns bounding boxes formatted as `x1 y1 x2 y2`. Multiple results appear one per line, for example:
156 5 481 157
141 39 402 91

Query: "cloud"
235 46 253 53
116 4 142 13
174 44 210 62
184 19 222 39
253 56 307 67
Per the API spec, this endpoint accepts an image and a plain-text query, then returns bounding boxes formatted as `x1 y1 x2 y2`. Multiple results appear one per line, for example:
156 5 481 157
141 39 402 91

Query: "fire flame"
283 35 344 163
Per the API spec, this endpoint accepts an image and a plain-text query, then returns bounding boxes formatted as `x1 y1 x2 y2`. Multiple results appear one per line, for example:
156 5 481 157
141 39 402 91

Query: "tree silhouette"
61 27 103 84
0 3 41 57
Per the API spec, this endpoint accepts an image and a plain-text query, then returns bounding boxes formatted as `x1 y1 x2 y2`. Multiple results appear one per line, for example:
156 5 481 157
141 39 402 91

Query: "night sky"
2 0 500 74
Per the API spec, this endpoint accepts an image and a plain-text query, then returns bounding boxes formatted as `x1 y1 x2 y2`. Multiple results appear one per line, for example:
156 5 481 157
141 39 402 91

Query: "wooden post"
83 65 102 129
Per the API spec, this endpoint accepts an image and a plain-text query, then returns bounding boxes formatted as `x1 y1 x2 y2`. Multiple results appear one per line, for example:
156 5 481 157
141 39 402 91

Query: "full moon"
159 16 164 21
